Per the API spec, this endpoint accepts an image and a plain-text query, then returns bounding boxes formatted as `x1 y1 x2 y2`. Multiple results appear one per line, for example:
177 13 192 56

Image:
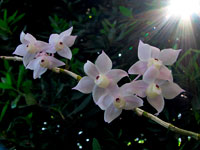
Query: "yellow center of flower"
40 58 50 68
147 58 162 69
26 44 37 54
113 97 126 109
55 41 64 51
94 74 110 88
146 83 162 99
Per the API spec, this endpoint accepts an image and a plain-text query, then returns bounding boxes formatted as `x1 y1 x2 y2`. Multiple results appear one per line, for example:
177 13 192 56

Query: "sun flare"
167 0 200 20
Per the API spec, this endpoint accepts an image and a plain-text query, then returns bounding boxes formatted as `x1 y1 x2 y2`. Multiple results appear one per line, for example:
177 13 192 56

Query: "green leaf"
17 65 25 89
3 9 7 22
11 13 25 25
68 95 91 116
92 138 101 150
119 6 133 18
3 60 9 70
11 95 21 109
6 73 12 85
7 11 17 23
72 48 79 56
24 93 37 106
0 82 12 89
0 101 9 122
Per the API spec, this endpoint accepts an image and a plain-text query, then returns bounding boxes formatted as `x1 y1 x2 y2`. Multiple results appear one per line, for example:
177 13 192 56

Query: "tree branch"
1 55 200 140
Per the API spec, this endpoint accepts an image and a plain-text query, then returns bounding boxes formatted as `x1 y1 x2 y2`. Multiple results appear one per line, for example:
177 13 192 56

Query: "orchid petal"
124 95 143 110
63 35 77 47
128 81 148 97
106 69 128 83
158 65 173 81
46 45 56 53
20 31 28 44
49 34 59 44
72 76 95 94
128 61 147 75
138 40 151 61
84 61 99 80
35 41 49 52
47 56 65 68
160 81 184 99
13 44 27 56
92 85 106 103
104 104 122 123
97 94 113 110
57 46 72 59
151 46 160 58
143 66 159 83
147 95 164 115
95 51 112 74
26 57 41 70
24 33 36 43
60 27 73 37
159 49 181 65
23 53 36 66
107 83 120 98
33 65 47 79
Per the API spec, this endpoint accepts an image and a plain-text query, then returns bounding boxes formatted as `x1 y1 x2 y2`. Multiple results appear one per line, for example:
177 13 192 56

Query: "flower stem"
1 56 200 140
134 108 200 140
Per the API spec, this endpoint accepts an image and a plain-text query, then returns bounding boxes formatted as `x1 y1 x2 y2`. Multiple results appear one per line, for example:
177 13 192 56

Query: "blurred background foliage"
0 0 200 149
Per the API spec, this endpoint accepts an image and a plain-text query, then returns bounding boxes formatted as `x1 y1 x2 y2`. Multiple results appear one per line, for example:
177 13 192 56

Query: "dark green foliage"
0 0 200 150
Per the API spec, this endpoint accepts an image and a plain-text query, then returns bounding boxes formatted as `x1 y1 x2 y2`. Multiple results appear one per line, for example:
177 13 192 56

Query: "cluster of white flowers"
73 41 184 123
13 27 76 79
13 28 184 123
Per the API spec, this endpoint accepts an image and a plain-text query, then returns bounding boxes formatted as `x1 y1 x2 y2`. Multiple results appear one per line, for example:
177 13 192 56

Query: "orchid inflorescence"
13 28 184 123
13 27 76 79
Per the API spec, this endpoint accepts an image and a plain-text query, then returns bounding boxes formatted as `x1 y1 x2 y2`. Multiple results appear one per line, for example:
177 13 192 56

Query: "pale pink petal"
107 83 120 98
72 76 95 94
138 40 151 61
128 61 148 75
143 66 159 83
33 64 47 79
151 46 160 58
26 57 41 70
104 104 122 123
106 69 128 83
20 31 28 44
95 51 112 74
13 44 27 56
96 94 113 110
160 81 184 99
124 95 143 110
46 45 56 53
57 46 72 59
49 34 59 44
158 65 173 81
158 49 181 65
24 33 36 43
63 36 77 47
127 81 148 97
47 56 65 68
34 41 49 52
147 95 164 115
60 27 73 37
84 61 99 79
120 83 134 96
23 53 36 66
92 85 106 103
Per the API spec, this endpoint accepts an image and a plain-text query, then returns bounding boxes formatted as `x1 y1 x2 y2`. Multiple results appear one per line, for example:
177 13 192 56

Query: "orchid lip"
113 97 126 109
94 74 110 88
147 58 162 69
146 83 162 99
